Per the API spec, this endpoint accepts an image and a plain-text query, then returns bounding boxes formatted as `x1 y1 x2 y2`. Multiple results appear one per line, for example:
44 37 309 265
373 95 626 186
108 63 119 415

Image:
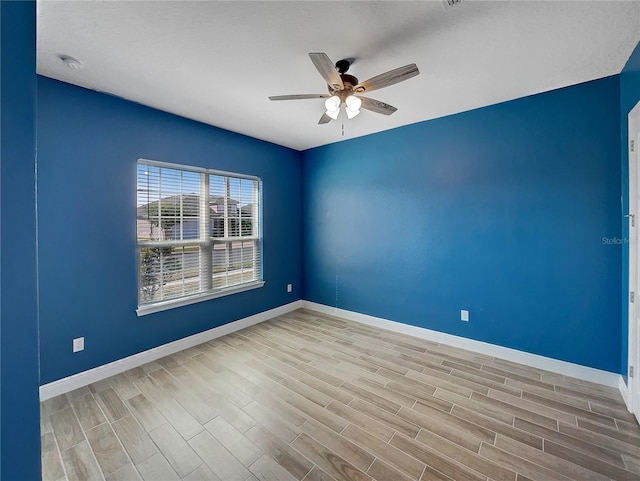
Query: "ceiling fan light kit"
345 95 362 119
324 93 362 120
345 95 362 111
324 95 341 113
345 107 360 120
269 52 420 125
325 108 340 121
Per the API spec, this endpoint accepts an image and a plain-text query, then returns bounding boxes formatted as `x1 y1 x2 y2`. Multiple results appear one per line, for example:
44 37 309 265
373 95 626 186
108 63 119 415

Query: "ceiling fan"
269 53 420 124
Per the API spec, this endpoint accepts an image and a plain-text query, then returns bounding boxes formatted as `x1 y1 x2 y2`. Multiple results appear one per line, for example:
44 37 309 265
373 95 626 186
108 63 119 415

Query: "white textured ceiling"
37 1 640 151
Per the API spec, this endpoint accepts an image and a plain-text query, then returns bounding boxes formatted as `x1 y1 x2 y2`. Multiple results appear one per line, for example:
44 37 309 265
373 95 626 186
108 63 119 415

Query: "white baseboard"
620 376 630 410
39 300 303 401
302 301 623 390
41 299 626 402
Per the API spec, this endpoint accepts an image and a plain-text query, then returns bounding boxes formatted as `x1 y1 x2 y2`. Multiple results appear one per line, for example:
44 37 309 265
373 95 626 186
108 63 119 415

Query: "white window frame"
136 159 264 316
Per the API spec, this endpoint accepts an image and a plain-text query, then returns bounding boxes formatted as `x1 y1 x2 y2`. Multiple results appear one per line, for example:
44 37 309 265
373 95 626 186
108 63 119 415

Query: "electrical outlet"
73 337 84 353
287 283 292 293
461 310 469 322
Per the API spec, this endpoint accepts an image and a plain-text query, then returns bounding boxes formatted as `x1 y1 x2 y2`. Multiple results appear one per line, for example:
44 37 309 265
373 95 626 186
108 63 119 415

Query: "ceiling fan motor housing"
328 73 359 97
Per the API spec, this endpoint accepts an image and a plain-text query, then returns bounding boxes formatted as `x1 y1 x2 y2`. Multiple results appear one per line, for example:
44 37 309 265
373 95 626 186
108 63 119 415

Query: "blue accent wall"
620 39 640 381
0 1 41 479
37 77 302 384
302 76 622 372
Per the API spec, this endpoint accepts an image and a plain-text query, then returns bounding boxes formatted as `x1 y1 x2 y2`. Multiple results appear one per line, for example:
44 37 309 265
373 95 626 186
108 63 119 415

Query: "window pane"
241 240 258 282
241 214 253 236
229 240 243 272
229 217 240 237
210 175 226 238
138 245 201 304
211 217 224 238
137 167 200 241
210 174 225 198
211 240 258 288
228 177 241 214
238 179 256 238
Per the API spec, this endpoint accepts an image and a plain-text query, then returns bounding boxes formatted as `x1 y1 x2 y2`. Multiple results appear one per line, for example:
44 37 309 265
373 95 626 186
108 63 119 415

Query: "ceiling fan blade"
269 94 330 101
354 64 419 93
309 53 344 90
360 96 398 115
318 112 332 124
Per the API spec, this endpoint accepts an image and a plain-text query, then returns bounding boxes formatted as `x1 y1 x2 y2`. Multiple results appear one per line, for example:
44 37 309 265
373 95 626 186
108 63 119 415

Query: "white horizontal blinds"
136 165 201 241
139 245 201 303
137 160 261 308
137 165 204 305
209 175 260 289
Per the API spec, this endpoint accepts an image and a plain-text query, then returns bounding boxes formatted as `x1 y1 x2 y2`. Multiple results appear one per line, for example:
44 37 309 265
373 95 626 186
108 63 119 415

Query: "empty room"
2 1 640 480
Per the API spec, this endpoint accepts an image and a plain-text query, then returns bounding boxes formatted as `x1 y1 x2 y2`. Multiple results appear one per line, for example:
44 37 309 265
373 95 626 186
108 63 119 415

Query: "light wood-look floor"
41 309 640 481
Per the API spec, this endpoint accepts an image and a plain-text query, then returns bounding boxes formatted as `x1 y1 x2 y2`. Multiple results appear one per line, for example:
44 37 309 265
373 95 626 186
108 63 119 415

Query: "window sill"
136 280 265 316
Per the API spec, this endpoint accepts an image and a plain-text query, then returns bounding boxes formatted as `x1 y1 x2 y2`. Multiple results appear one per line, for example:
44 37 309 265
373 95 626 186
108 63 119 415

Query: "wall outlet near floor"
73 337 85 353
461 310 469 322
287 283 292 293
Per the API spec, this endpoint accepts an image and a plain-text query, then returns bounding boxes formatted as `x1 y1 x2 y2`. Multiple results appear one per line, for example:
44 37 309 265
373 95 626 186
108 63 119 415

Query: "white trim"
620 376 631 410
138 158 260 181
40 300 303 401
302 301 623 389
628 100 640 420
136 281 265 316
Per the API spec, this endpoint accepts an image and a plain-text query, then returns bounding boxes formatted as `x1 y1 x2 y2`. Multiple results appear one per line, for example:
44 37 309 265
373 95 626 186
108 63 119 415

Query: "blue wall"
620 40 640 381
36 41 635 384
302 76 622 372
37 77 302 384
0 1 41 479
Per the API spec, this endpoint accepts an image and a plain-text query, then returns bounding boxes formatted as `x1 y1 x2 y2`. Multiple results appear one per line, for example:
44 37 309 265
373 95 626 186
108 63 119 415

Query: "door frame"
627 100 640 422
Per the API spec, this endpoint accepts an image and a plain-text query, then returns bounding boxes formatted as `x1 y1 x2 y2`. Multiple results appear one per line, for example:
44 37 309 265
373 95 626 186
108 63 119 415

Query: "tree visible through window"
136 159 262 311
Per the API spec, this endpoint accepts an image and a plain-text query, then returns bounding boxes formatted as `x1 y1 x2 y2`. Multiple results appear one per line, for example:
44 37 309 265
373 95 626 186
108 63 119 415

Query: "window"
136 159 263 315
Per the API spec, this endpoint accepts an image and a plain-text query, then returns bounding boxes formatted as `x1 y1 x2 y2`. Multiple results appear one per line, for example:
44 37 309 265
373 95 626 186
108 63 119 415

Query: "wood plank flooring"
41 309 640 481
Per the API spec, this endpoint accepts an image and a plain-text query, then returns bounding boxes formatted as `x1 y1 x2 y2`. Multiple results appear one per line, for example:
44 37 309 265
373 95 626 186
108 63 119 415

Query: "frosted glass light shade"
346 107 360 119
324 95 341 112
345 95 362 111
326 108 340 120
345 95 361 119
